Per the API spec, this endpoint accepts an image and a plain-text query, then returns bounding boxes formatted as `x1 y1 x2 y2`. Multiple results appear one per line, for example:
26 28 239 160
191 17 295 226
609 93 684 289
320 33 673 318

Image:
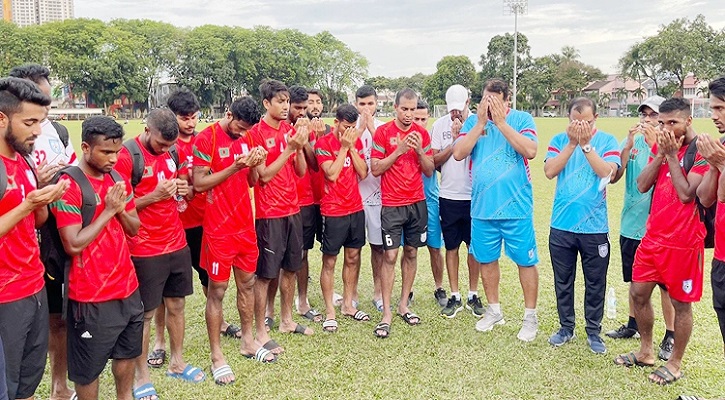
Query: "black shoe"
434 288 447 307
659 336 674 361
440 296 463 318
605 324 640 339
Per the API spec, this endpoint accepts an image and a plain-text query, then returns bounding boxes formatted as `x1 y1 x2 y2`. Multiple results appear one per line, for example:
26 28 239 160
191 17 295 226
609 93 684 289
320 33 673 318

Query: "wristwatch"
581 144 593 153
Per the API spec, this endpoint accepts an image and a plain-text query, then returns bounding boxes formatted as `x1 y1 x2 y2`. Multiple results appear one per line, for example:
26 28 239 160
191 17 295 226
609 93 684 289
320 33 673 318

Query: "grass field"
35 117 725 400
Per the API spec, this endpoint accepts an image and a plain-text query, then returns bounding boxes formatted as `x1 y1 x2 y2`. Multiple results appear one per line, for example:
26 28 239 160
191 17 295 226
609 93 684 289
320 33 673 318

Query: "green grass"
35 117 725 399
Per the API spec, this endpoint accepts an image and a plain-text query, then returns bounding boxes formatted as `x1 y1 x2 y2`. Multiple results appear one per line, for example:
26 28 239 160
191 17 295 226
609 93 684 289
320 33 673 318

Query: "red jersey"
52 173 139 302
370 120 432 207
715 201 725 261
250 119 301 219
193 123 255 236
314 134 364 217
0 154 44 304
177 135 206 229
645 144 708 247
295 130 318 207
116 138 186 257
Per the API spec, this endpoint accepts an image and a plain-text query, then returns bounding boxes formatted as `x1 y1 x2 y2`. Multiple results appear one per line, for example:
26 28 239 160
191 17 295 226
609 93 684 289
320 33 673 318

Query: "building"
1 0 73 27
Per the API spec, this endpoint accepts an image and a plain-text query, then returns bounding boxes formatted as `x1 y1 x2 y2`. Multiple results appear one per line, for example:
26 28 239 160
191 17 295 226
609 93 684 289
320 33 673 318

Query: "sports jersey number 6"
385 235 393 247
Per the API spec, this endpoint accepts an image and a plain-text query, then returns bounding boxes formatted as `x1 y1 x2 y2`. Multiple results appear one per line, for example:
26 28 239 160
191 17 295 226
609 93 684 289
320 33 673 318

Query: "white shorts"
363 204 382 246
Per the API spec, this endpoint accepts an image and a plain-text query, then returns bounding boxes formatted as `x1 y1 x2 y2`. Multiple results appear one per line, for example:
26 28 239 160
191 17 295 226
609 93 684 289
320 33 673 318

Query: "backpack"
683 137 716 249
52 121 70 148
0 155 37 201
123 139 178 188
39 166 123 282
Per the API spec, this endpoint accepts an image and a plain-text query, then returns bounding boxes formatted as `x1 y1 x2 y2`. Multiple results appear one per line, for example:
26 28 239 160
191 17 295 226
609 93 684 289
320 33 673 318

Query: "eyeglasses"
639 112 659 119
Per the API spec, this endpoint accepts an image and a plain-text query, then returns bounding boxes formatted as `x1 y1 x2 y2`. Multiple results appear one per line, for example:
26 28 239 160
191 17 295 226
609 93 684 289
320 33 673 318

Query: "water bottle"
606 287 617 319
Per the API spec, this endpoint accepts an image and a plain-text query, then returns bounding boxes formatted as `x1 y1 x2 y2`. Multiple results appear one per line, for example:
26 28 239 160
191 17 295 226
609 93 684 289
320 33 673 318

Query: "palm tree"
598 93 612 114
632 86 646 104
614 87 629 116
561 46 580 62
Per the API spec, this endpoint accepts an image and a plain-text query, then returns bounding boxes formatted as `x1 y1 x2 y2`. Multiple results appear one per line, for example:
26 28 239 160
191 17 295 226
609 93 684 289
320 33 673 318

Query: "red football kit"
116 137 186 257
250 119 301 219
370 120 432 207
52 173 139 302
314 134 364 217
0 154 44 304
176 135 206 229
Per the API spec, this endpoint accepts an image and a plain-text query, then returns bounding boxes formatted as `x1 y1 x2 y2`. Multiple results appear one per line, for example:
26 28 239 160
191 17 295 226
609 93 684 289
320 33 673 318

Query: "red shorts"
201 231 258 282
632 237 704 303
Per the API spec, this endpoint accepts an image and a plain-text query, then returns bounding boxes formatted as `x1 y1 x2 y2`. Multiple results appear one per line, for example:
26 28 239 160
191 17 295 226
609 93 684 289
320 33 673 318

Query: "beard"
5 124 34 156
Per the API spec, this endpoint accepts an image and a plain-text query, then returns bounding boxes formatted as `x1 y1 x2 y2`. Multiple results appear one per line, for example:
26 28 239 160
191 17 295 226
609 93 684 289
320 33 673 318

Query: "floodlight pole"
504 0 528 110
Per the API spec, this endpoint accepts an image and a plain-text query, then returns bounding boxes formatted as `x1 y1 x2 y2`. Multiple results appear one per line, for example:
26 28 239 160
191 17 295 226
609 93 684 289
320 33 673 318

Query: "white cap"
638 95 666 114
446 85 469 112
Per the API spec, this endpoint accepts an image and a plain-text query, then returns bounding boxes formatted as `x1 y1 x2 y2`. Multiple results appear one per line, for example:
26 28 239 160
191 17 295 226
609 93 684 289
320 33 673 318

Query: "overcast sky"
75 0 725 78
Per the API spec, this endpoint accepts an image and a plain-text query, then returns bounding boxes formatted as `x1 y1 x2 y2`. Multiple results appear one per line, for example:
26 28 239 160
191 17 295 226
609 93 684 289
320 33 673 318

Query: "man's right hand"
25 180 70 209
104 182 128 215
288 127 309 151
696 133 725 171
341 127 357 149
153 179 177 201
35 160 64 188
451 118 463 141
566 120 580 146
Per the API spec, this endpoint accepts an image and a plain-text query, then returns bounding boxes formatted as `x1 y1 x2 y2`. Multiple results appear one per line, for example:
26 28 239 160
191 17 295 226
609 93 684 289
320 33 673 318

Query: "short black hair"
335 104 359 123
659 97 691 116
147 109 179 141
709 76 725 102
307 88 324 101
416 99 429 110
395 88 417 105
8 64 51 86
259 79 288 102
167 88 200 116
288 85 309 105
568 97 597 115
229 96 261 125
0 77 51 118
484 79 510 101
81 116 124 145
356 85 377 100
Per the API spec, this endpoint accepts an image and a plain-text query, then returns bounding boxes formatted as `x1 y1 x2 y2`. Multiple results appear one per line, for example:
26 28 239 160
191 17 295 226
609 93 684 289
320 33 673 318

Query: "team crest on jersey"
682 279 693 294
266 137 276 149
218 147 230 158
390 136 398 146
598 243 608 258
166 158 177 173
49 138 63 154
143 166 153 178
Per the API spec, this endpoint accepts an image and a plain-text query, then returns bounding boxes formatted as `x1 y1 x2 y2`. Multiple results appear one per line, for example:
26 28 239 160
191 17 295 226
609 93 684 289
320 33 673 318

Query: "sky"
75 0 725 78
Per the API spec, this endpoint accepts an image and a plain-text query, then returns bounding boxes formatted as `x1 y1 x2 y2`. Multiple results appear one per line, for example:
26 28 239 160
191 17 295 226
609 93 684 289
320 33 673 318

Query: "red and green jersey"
314 134 364 217
116 137 186 257
370 121 432 207
0 154 44 304
177 135 206 229
51 173 138 302
193 122 255 236
250 119 300 219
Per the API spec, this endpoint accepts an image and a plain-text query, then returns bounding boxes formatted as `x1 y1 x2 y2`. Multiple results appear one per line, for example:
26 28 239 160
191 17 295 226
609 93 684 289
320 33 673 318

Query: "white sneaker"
475 307 505 332
517 313 538 342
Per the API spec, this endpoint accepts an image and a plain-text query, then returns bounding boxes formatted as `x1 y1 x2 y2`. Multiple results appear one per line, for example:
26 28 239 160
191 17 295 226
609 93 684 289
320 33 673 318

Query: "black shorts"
713 259 725 344
619 235 641 283
132 247 194 312
67 290 143 386
440 198 472 250
185 226 208 288
381 201 428 250
321 211 366 255
45 274 63 314
0 291 48 400
300 204 322 250
256 213 303 279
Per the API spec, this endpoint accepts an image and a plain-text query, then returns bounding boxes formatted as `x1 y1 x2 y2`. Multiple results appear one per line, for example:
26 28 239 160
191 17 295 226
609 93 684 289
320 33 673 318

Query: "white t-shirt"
358 117 385 206
31 119 78 167
430 113 472 201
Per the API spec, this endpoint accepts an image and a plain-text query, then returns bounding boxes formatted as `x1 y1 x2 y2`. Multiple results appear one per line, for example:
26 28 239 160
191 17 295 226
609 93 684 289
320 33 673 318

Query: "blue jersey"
546 130 621 234
461 111 537 220
423 170 439 203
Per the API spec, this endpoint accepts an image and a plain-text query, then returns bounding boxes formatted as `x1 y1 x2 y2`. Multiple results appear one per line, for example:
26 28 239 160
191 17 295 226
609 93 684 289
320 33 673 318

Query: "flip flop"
70 392 78 400
322 319 338 333
166 364 205 383
373 322 390 338
649 365 684 385
399 312 421 326
146 349 166 368
221 324 242 339
243 347 277 363
344 310 370 321
291 323 311 335
133 383 159 400
300 309 323 323
211 364 235 386
262 339 283 352
265 317 275 331
613 352 655 368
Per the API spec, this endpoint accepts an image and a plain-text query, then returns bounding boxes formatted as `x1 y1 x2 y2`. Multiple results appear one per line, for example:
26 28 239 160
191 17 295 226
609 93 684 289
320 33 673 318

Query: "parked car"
542 111 557 117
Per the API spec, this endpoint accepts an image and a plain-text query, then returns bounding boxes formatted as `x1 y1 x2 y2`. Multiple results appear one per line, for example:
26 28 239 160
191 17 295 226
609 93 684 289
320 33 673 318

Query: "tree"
632 86 646 103
479 33 532 88
309 31 368 112
518 55 556 116
0 21 46 76
422 55 476 105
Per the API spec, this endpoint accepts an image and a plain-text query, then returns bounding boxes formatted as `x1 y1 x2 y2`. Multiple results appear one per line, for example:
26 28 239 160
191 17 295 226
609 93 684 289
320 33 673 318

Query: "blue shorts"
426 198 442 249
471 218 538 266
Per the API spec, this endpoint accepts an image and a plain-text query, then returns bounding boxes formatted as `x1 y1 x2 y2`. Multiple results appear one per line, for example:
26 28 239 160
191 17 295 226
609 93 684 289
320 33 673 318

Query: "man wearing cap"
431 85 483 318
608 96 676 362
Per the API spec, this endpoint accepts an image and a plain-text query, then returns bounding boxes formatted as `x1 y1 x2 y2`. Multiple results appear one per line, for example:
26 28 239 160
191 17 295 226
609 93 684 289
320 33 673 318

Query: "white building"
1 0 73 27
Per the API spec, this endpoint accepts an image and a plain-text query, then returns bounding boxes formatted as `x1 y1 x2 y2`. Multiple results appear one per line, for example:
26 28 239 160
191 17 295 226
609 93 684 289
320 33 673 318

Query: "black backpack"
52 121 70 149
123 139 178 188
0 155 37 200
683 137 716 249
39 166 123 282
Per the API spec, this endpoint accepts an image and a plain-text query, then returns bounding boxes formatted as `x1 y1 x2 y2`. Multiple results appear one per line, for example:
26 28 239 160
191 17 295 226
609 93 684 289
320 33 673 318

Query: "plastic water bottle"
606 287 617 319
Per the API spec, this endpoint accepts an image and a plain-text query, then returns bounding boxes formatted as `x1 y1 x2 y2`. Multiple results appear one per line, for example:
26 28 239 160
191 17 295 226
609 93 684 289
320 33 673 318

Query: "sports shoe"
475 307 505 332
465 295 485 318
440 297 463 318
517 313 538 342
605 324 640 339
548 328 575 347
434 288 447 307
587 334 607 354
659 336 674 361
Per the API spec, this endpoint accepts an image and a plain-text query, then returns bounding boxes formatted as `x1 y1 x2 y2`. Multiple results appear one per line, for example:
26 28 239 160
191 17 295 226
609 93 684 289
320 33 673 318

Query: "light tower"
503 0 528 110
